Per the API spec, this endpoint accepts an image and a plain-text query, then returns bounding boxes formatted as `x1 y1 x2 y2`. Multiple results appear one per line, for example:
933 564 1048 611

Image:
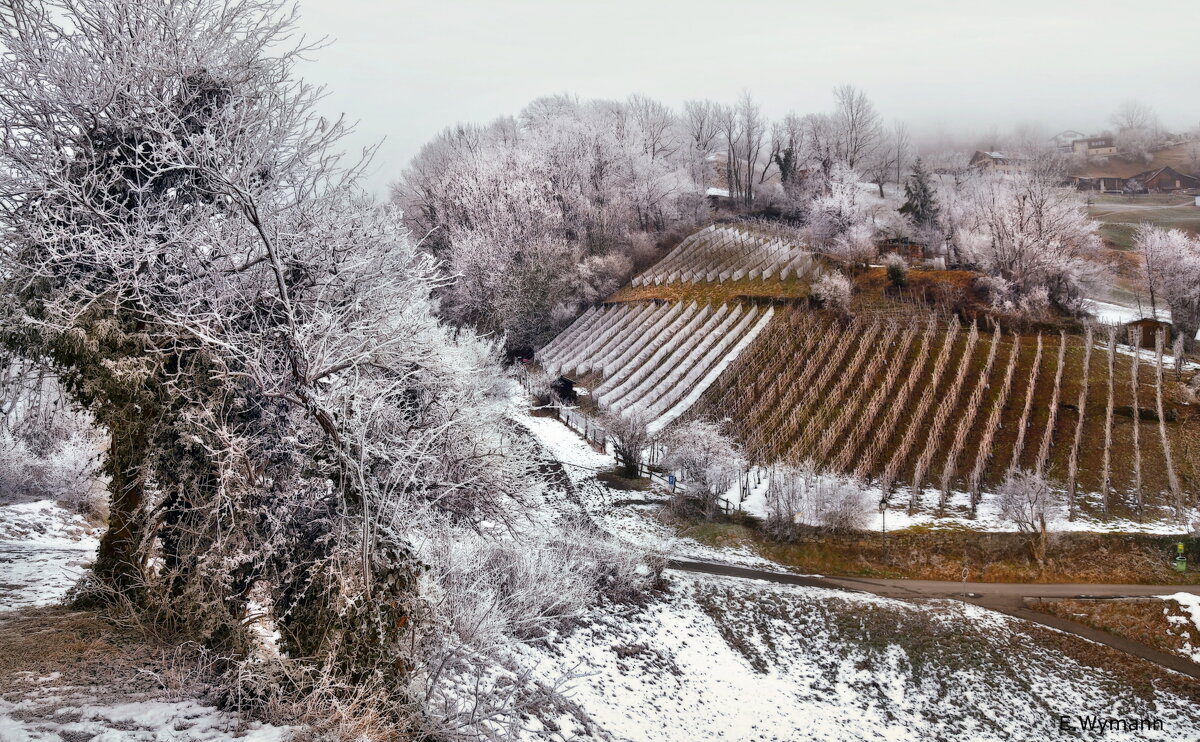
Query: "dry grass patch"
1030 597 1200 660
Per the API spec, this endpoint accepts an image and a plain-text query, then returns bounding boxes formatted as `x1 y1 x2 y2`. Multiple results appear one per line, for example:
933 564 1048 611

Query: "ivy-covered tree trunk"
92 422 149 599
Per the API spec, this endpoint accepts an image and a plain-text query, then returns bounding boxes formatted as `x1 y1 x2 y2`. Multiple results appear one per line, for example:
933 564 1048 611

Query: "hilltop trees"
396 94 705 355
1111 100 1164 163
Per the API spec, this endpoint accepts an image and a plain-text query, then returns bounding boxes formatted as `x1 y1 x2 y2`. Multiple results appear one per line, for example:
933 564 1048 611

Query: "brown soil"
669 512 1200 584
1029 597 1200 661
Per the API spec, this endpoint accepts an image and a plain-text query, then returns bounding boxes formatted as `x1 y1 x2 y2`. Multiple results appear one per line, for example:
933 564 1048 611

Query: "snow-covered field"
0 694 291 742
735 476 1199 535
0 500 100 612
514 571 1199 741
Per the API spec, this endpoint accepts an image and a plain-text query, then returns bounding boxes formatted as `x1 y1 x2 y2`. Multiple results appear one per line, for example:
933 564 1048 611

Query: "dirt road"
668 559 1200 680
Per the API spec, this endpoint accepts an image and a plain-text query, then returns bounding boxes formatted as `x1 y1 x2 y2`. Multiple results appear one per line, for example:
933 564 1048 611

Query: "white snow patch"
0 500 99 611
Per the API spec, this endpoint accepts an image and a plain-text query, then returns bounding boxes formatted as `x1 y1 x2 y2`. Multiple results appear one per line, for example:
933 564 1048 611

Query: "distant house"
1050 129 1086 150
969 151 1021 174
1068 143 1200 193
1071 136 1118 157
1134 166 1200 192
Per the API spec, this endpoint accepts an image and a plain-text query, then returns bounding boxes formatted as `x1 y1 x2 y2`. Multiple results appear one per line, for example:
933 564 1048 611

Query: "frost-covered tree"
603 408 655 479
833 85 882 171
997 469 1054 567
0 0 533 702
806 164 879 263
764 465 871 536
1111 101 1163 163
660 419 745 516
395 94 705 355
951 155 1101 313
1134 224 1200 350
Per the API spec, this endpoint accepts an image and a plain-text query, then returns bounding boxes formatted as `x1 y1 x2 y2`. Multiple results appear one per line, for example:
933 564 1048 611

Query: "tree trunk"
92 423 149 600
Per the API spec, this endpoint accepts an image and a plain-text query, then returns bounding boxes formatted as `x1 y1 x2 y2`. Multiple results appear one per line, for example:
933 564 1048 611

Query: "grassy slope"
1088 194 1200 249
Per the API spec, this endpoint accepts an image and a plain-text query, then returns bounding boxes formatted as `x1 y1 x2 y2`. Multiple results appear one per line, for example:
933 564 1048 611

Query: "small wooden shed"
1124 318 1172 349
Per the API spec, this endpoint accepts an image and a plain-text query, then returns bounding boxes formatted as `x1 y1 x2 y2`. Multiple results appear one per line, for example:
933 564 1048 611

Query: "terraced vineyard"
536 300 774 433
697 309 1199 517
631 225 818 287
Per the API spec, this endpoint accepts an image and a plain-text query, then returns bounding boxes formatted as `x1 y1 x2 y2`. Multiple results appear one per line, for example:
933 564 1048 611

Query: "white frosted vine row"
615 305 726 412
632 225 814 286
595 302 699 400
647 306 774 435
605 304 711 409
600 302 681 379
635 305 744 417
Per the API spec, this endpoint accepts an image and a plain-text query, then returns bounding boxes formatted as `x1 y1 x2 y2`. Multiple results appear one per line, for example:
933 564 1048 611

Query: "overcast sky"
292 0 1199 195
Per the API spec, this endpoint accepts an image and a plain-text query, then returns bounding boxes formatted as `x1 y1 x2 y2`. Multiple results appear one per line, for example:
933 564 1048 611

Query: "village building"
968 150 1021 174
1071 136 1118 156
1050 129 1087 150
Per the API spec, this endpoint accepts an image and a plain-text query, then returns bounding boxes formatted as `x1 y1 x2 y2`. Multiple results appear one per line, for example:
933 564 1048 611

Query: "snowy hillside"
513 573 1199 742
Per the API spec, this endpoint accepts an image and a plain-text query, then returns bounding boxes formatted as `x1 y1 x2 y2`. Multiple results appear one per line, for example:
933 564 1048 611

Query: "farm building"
1071 136 1117 156
968 151 1021 174
1134 166 1200 192
1124 318 1172 349
1069 143 1200 193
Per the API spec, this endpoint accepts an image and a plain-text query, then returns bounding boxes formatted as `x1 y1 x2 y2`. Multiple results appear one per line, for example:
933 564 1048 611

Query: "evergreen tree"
899 157 940 230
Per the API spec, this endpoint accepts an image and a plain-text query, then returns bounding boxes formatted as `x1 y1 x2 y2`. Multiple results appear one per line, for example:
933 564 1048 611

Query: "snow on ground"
0 694 291 742
0 500 99 612
515 409 785 571
1084 298 1200 344
736 472 1198 535
1159 592 1200 663
0 502 295 742
1085 298 1160 326
517 571 1199 742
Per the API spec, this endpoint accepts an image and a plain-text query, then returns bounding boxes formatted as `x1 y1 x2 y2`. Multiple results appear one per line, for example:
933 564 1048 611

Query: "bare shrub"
524 369 556 407
883 253 907 288
411 523 660 740
603 409 654 478
997 469 1054 567
764 464 872 536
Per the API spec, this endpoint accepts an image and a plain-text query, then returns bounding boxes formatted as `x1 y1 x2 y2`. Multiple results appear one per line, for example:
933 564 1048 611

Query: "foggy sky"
293 0 1200 195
